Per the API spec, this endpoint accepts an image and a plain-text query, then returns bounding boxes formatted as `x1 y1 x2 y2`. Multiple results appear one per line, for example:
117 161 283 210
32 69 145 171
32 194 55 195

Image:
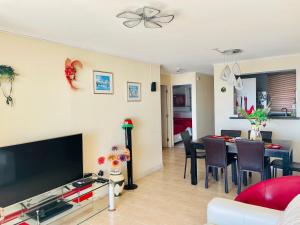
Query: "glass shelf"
1 178 111 225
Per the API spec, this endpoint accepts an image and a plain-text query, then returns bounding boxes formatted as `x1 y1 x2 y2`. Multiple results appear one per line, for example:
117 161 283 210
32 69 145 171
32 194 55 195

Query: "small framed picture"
93 71 113 94
127 82 141 102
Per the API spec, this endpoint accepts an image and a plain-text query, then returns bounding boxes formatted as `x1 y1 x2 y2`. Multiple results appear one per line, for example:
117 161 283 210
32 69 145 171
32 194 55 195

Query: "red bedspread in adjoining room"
174 118 192 135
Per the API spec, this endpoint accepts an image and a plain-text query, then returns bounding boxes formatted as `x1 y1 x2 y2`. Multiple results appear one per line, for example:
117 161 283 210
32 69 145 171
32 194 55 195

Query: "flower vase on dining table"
239 104 270 141
249 125 262 141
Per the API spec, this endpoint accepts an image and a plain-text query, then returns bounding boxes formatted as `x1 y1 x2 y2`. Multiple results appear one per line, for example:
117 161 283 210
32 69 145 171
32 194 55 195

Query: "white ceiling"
0 0 300 74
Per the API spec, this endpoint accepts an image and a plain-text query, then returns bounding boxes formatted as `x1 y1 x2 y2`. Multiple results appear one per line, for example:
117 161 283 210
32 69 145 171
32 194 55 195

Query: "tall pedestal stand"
124 127 138 190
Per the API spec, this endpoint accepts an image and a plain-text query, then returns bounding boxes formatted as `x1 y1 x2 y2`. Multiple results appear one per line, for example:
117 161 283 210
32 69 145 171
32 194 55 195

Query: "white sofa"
206 195 300 225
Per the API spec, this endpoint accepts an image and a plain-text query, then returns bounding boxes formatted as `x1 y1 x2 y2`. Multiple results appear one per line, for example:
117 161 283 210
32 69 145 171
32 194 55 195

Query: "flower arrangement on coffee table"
98 146 130 197
98 145 130 174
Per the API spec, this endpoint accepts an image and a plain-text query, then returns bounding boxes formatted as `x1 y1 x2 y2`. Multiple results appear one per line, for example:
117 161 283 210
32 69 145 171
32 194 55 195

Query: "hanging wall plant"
65 58 83 89
0 65 17 106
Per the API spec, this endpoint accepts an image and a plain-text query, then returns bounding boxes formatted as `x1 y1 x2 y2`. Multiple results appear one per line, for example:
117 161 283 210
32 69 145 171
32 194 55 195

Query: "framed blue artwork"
127 82 141 102
93 71 113 94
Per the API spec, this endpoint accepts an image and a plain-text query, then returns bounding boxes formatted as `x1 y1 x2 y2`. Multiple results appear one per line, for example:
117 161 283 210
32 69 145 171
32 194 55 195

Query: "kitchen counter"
229 116 300 120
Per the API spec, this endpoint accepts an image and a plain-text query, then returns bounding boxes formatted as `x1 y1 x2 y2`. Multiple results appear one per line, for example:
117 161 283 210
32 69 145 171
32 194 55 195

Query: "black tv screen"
0 134 83 207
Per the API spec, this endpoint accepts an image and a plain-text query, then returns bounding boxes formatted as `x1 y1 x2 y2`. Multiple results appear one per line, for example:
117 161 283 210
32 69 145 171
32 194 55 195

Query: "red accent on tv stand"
2 209 28 224
72 192 93 203
2 184 93 224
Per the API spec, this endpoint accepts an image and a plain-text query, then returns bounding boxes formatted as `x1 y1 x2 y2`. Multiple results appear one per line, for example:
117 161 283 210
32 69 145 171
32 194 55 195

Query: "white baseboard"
135 163 163 181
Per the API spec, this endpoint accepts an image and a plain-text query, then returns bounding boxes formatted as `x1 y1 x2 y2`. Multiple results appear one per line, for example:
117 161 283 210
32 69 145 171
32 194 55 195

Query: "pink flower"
98 156 105 165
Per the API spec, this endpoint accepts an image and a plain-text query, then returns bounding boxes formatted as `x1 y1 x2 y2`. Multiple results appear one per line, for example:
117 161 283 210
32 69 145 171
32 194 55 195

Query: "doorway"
161 85 170 148
172 85 192 145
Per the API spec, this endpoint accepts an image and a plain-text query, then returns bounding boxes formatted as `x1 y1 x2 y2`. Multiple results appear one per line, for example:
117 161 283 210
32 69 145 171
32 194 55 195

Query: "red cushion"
235 176 300 210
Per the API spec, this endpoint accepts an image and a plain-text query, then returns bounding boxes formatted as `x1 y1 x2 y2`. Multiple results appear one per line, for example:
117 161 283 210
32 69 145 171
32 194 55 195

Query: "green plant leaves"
0 65 17 80
239 107 268 124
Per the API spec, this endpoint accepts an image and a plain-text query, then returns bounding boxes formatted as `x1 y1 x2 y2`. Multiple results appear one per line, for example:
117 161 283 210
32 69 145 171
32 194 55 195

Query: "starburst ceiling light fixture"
116 6 174 28
215 48 243 90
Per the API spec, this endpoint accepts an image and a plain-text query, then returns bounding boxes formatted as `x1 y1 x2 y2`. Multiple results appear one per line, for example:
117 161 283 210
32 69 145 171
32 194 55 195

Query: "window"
268 73 296 112
234 70 296 117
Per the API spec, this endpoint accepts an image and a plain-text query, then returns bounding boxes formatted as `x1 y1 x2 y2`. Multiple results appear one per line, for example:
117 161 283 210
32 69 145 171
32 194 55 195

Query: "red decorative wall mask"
65 58 83 89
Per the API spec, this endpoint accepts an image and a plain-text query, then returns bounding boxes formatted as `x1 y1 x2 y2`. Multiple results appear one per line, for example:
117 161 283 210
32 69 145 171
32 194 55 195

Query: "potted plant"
239 105 270 140
0 65 17 106
98 146 130 197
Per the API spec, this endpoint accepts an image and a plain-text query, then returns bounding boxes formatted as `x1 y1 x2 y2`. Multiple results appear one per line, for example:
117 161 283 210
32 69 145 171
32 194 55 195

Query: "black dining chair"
248 130 272 142
220 129 241 181
246 130 272 179
181 131 206 179
235 139 270 194
221 130 241 138
271 159 300 177
203 137 237 193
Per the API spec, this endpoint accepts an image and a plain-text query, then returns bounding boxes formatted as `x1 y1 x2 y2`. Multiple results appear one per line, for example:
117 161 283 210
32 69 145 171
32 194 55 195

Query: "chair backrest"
181 130 192 156
203 138 227 167
248 130 272 142
221 129 241 138
236 139 265 172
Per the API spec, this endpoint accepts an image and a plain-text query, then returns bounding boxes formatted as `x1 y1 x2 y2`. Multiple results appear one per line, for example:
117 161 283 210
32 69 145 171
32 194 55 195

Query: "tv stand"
1 177 115 225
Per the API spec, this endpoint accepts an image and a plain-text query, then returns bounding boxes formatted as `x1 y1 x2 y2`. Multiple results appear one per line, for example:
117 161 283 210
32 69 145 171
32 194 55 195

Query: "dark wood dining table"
190 137 293 185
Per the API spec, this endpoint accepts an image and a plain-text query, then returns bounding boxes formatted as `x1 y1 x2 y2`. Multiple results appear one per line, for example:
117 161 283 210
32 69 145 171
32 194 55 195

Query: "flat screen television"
0 134 83 207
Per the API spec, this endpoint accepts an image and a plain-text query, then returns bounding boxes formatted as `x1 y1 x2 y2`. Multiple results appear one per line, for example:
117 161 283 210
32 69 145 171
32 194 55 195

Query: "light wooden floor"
66 146 263 225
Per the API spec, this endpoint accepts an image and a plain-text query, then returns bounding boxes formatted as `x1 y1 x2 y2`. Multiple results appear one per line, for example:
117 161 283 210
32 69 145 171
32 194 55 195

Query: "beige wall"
214 54 300 161
160 72 214 145
0 31 162 179
160 73 171 86
196 73 214 138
